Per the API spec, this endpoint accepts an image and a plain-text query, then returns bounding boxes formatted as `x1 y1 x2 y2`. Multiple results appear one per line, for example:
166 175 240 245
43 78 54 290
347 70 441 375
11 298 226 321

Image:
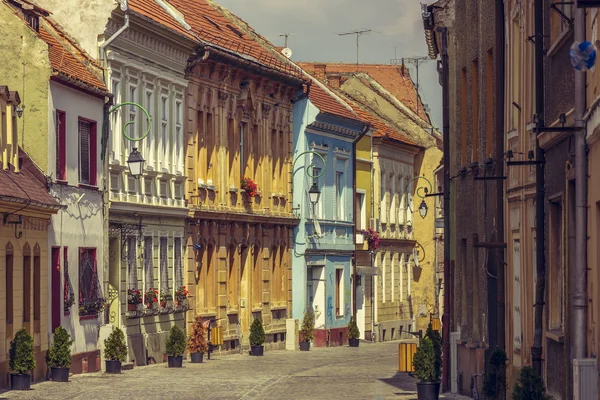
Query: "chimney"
314 64 326 81
328 75 341 89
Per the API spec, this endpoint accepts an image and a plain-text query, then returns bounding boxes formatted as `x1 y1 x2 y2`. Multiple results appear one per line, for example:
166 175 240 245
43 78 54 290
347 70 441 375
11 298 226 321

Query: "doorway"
51 247 61 332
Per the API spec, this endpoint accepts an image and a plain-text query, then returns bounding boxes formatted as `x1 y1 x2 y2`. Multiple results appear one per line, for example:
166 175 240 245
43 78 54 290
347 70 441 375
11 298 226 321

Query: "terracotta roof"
297 63 430 123
0 164 59 210
306 82 362 122
128 0 197 41
38 22 107 92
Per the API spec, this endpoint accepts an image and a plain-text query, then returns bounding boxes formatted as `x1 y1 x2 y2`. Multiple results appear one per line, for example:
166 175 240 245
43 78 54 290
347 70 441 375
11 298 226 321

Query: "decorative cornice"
106 20 189 65
310 141 329 152
310 121 361 139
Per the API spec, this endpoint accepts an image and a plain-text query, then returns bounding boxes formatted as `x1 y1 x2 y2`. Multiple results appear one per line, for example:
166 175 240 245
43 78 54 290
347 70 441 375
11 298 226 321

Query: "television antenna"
391 55 431 116
279 33 294 48
338 29 372 67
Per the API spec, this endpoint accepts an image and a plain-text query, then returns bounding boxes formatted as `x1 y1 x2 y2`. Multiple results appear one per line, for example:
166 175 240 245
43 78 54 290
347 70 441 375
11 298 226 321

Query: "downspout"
494 0 506 353
532 0 547 378
99 0 130 67
439 26 451 393
370 131 376 340
572 5 587 365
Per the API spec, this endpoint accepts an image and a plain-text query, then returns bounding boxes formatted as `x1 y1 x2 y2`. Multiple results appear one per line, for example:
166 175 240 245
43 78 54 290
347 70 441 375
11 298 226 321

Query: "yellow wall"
0 3 52 172
356 134 372 248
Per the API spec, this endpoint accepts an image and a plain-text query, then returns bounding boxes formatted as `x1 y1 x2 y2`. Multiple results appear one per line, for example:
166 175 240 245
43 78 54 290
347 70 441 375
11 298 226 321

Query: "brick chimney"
314 64 326 81
328 75 341 89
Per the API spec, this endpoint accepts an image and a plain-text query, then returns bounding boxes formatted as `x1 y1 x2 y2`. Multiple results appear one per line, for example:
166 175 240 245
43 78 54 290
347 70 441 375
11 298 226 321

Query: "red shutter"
79 120 90 184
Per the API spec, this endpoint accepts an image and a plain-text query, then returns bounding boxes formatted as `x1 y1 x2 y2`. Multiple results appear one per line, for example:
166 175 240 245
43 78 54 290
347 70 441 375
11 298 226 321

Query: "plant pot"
168 355 183 367
190 352 204 363
348 338 360 347
51 367 70 382
127 304 137 311
10 373 31 390
416 381 440 400
299 341 310 351
250 345 264 356
105 360 122 374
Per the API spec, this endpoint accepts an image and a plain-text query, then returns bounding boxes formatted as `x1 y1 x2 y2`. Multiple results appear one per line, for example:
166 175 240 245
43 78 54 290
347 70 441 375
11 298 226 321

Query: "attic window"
203 15 221 30
24 12 39 32
226 24 244 38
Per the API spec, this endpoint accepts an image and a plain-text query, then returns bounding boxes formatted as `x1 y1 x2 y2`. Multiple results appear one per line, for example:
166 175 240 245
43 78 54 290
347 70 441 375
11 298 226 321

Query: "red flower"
241 177 258 197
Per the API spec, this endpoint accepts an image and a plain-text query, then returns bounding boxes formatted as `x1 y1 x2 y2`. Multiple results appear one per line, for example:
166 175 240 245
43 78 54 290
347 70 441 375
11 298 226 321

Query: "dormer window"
24 12 39 32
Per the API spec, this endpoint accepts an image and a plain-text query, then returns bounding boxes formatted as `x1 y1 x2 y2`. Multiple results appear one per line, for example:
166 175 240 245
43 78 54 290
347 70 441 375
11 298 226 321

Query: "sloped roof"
305 83 362 122
0 163 59 210
297 63 430 123
128 0 197 40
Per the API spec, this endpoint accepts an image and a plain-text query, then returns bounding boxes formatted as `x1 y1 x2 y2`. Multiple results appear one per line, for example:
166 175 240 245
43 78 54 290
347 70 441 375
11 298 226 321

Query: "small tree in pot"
413 337 440 400
249 318 266 356
166 325 187 367
188 316 209 363
104 327 127 374
347 316 360 347
9 328 35 390
299 308 315 351
46 326 73 382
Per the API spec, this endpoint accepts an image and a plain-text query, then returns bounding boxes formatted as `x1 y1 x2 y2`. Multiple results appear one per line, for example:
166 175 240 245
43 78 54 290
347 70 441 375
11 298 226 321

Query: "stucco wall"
0 3 52 172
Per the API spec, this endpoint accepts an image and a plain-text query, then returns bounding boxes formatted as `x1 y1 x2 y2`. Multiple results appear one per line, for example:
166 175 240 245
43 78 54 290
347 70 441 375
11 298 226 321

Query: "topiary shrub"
413 337 436 382
104 327 128 362
9 328 35 374
512 366 550 400
188 315 209 354
249 318 266 346
347 316 360 339
300 308 315 342
483 347 508 400
46 326 74 368
425 322 442 382
166 325 187 357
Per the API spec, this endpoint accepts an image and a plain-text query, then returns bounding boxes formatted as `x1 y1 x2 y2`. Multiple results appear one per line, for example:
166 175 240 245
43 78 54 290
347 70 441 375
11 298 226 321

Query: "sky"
218 0 442 128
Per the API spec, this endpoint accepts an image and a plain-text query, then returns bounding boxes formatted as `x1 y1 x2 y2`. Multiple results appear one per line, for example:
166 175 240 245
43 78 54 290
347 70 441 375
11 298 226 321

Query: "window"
174 237 182 290
144 237 154 293
271 246 279 302
161 96 168 161
312 167 322 218
400 254 405 302
252 247 261 307
391 254 396 302
145 91 154 168
127 175 137 194
79 248 100 317
160 237 168 291
380 170 387 223
175 100 182 170
5 243 13 324
335 267 343 317
127 237 138 289
34 249 40 321
160 179 168 198
55 110 66 180
110 173 120 193
398 176 405 225
63 247 71 317
356 192 366 231
550 2 573 44
128 86 137 150
24 12 39 32
78 119 97 186
511 19 520 131
549 200 564 331
206 244 215 308
144 177 153 197
23 244 31 323
110 79 121 161
174 182 182 200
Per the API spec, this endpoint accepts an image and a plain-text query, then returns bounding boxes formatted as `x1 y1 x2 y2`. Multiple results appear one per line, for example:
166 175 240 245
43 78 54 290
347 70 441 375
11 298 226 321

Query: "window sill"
79 314 99 321
78 183 99 191
546 329 564 343
270 305 287 311
227 309 239 315
55 179 68 185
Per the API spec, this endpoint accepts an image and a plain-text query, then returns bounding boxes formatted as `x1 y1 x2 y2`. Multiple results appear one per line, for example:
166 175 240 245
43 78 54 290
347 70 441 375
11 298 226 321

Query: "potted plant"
127 288 141 311
188 315 209 363
166 325 186 367
249 318 266 356
104 327 127 374
240 177 258 197
483 347 508 400
512 366 550 400
46 326 73 382
413 337 440 400
160 289 173 309
175 285 188 307
144 287 158 309
299 308 315 351
359 228 381 251
9 328 35 390
347 316 360 347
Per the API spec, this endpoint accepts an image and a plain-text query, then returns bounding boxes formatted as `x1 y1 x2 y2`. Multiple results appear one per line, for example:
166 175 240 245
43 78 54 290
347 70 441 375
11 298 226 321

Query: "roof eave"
51 73 111 99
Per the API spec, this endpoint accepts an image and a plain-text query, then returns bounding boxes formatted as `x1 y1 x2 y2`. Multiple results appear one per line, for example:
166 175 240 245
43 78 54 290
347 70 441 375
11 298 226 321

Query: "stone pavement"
0 341 472 400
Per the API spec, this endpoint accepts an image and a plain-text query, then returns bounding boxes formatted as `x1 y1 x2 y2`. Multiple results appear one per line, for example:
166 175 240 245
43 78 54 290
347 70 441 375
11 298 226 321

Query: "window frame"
78 117 97 187
55 110 67 181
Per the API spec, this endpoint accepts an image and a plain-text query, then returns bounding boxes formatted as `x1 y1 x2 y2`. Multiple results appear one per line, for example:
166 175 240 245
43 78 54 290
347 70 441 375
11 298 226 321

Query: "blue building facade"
291 84 367 346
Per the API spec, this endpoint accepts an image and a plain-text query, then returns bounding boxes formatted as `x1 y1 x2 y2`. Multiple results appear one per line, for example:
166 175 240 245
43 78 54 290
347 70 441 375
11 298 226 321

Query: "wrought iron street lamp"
127 147 145 179
308 182 321 205
292 150 327 211
418 199 428 219
404 175 433 218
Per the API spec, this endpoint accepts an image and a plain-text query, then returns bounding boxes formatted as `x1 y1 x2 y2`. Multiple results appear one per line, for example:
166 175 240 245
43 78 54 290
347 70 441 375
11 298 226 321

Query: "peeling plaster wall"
0 3 52 172
33 0 118 58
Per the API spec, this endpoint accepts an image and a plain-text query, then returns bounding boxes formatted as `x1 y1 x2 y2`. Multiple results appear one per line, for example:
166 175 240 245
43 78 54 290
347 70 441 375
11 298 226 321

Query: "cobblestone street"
0 341 469 400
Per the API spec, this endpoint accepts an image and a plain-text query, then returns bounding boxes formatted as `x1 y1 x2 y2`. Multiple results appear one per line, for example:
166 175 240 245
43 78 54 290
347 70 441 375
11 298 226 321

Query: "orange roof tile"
297 63 430 123
128 0 197 40
306 83 362 122
38 25 107 92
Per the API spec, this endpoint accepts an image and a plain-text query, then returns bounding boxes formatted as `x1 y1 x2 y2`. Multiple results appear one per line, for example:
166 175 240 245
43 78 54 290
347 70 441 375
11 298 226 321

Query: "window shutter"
79 121 90 184
55 113 60 176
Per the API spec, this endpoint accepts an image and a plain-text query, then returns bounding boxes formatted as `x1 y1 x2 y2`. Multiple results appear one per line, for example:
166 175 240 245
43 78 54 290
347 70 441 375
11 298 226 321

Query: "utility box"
573 358 598 400
286 318 299 350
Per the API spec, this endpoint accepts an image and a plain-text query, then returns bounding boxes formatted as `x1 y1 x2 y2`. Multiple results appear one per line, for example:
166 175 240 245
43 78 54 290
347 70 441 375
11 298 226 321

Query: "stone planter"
416 381 440 400
299 342 310 351
190 352 204 363
250 345 264 356
105 360 122 374
10 374 31 390
51 367 70 382
348 338 360 347
168 356 183 367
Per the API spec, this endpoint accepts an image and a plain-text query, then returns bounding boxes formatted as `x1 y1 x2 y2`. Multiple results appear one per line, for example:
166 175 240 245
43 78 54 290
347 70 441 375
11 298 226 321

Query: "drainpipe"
438 26 451 393
572 5 587 365
532 0 547 378
99 0 130 67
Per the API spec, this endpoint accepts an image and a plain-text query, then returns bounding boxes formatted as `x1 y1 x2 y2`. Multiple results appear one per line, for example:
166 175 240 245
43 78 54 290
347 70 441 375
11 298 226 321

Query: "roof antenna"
279 33 293 47
338 29 372 69
405 56 431 116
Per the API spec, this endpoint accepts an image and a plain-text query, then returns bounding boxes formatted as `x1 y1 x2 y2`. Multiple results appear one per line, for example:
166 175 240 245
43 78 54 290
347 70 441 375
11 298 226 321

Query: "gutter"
0 195 65 211
99 0 130 66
